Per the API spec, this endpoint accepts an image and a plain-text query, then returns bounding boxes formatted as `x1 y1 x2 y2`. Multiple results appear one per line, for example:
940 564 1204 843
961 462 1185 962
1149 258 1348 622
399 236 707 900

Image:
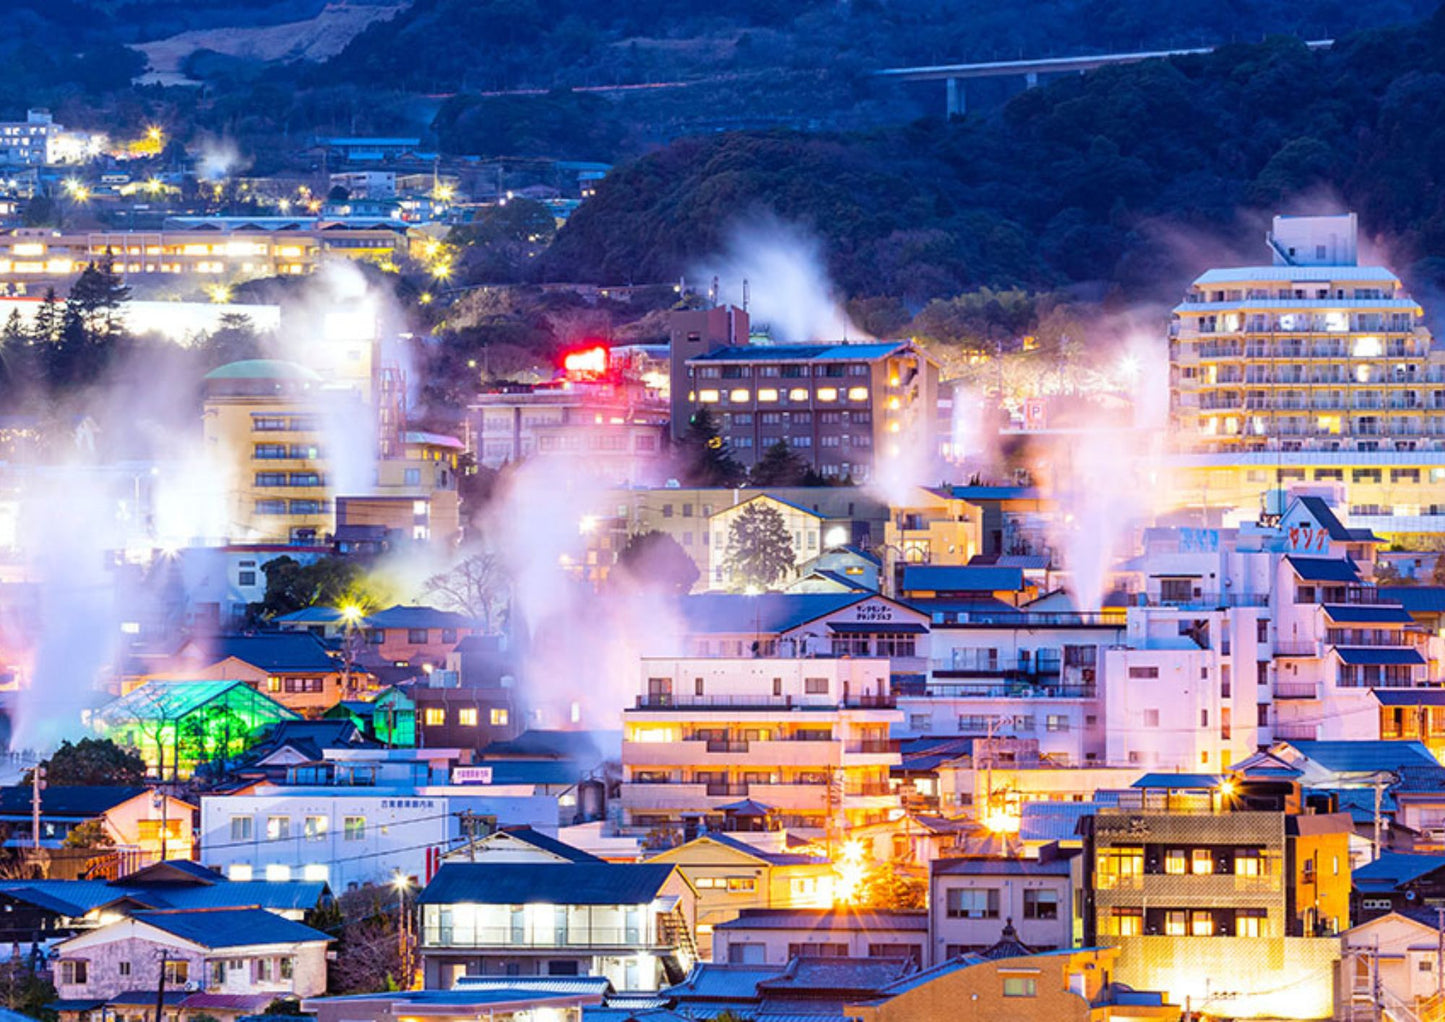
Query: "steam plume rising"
689 215 866 343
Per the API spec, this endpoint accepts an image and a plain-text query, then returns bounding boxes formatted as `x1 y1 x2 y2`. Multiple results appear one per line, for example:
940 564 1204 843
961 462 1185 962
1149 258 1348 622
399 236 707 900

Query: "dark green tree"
614 530 700 595
201 313 260 367
67 251 131 342
257 555 389 619
31 288 60 346
748 439 811 487
33 738 146 787
722 501 795 590
677 407 744 487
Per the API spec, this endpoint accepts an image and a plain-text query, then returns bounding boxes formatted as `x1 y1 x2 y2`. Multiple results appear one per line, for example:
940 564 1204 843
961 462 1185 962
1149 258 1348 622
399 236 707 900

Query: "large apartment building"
0 220 406 291
1080 772 1351 1020
669 307 940 482
202 359 460 546
1169 213 1445 537
620 657 902 838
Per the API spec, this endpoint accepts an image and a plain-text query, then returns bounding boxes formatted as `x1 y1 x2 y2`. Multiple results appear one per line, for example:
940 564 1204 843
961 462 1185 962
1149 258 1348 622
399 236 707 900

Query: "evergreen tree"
748 439 811 487
722 501 795 591
67 250 130 342
677 407 744 487
31 288 60 346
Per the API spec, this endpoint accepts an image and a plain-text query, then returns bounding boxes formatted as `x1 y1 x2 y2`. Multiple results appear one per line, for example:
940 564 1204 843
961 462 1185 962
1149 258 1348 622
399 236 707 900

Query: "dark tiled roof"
1351 853 1445 888
688 832 827 866
1322 604 1415 624
690 342 907 363
1333 646 1426 666
1296 496 1354 541
1285 740 1439 773
496 826 604 863
1284 556 1360 583
899 566 1024 593
204 633 337 671
1372 690 1445 708
1131 773 1224 790
678 593 869 635
714 908 926 932
1382 587 1445 614
932 856 1073 877
418 862 676 906
0 786 147 818
365 605 479 630
131 908 331 948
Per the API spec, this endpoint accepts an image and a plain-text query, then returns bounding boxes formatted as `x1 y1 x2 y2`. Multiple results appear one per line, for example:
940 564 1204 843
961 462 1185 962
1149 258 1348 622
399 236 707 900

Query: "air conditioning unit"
183 982 200 992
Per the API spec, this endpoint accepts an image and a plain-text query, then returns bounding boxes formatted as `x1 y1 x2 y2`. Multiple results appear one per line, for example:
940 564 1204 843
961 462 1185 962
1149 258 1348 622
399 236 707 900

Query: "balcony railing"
704 740 751 753
423 926 670 949
1273 681 1319 699
1272 642 1320 658
1139 592 1271 609
923 682 1098 700
845 739 900 754
1272 722 1319 740
635 693 894 710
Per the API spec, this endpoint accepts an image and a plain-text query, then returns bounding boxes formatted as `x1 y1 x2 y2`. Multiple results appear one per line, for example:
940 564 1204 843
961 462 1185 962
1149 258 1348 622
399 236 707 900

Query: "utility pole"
154 952 170 1022
1436 906 1443 1001
1373 936 1382 1022
1373 775 1385 861
31 765 45 850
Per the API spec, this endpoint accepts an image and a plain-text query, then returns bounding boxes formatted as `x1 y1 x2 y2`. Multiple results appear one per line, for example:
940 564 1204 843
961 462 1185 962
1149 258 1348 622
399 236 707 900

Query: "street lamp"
392 871 413 988
340 605 365 695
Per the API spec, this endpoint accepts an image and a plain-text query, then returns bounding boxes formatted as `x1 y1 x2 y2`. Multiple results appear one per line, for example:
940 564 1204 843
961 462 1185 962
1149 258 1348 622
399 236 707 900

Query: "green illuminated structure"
323 686 416 747
93 679 299 779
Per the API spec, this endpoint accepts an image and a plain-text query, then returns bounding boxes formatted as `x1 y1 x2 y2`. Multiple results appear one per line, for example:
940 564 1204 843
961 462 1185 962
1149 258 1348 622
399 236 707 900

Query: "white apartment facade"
199 786 557 890
621 657 902 837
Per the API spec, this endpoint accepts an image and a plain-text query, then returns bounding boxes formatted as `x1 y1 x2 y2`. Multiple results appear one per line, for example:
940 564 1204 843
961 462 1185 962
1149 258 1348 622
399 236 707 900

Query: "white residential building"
199 785 557 890
621 657 902 837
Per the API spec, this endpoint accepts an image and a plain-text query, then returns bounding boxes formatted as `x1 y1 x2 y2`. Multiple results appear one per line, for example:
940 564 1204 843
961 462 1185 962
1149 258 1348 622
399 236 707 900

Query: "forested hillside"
542 14 1445 307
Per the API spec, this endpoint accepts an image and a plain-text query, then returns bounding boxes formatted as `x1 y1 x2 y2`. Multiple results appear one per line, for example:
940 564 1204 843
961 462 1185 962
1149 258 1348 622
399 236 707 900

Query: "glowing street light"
832 839 868 905
146 125 163 143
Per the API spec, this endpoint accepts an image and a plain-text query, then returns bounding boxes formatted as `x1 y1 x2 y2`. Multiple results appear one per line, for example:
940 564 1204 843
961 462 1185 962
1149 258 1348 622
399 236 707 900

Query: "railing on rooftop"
1139 592 1271 609
923 681 1098 700
635 693 895 710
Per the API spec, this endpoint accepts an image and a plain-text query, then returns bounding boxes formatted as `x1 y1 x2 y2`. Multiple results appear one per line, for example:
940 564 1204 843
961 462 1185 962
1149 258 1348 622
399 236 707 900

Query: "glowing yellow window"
457 708 478 726
816 387 838 402
758 388 779 402
729 389 750 402
491 708 509 726
698 389 720 403
788 388 809 401
1164 850 1187 875
1191 849 1214 874
1317 415 1341 435
847 387 868 401
424 708 445 726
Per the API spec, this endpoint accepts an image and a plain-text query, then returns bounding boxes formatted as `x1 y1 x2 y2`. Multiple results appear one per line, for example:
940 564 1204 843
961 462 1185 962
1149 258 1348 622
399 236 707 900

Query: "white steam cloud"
194 136 249 181
689 215 867 343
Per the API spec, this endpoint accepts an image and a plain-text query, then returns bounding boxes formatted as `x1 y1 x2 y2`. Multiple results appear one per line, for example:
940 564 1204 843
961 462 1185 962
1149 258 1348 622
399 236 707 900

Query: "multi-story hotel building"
203 360 460 546
620 657 902 838
0 220 407 291
1169 213 1445 537
669 307 941 482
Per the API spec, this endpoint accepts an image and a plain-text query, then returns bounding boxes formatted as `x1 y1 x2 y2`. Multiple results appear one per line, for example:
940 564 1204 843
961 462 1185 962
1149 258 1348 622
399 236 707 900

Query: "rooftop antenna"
742 278 749 312
709 275 719 308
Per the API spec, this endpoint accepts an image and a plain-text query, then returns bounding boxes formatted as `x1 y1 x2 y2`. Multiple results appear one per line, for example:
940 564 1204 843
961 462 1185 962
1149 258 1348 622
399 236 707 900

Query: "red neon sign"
563 346 608 376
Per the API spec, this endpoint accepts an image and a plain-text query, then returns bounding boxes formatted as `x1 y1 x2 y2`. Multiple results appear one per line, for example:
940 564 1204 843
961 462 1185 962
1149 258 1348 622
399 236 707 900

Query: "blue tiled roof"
1382 588 1445 614
1295 496 1355 541
1019 802 1100 843
1322 604 1415 624
664 963 786 1000
365 605 480 630
203 633 336 671
945 486 1040 501
713 908 926 931
931 857 1073 877
418 862 676 906
1332 647 1426 666
1285 740 1439 773
132 908 331 948
1285 556 1360 582
0 786 148 819
678 593 869 634
899 566 1024 593
159 881 329 913
1352 853 1445 888
495 826 603 863
1131 773 1225 789
273 607 348 625
690 343 908 362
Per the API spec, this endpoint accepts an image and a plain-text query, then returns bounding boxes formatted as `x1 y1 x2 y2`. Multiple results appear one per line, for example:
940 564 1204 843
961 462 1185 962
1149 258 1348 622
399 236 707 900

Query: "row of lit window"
230 814 365 842
696 386 871 404
254 499 329 515
422 706 508 727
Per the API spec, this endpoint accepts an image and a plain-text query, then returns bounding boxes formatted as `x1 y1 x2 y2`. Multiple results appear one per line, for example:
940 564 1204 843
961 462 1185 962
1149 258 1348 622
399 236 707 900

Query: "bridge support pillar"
946 77 964 117
1025 71 1039 88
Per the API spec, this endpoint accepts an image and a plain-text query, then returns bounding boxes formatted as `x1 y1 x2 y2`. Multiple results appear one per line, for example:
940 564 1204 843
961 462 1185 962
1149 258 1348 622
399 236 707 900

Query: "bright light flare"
832 839 868 906
562 346 608 376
